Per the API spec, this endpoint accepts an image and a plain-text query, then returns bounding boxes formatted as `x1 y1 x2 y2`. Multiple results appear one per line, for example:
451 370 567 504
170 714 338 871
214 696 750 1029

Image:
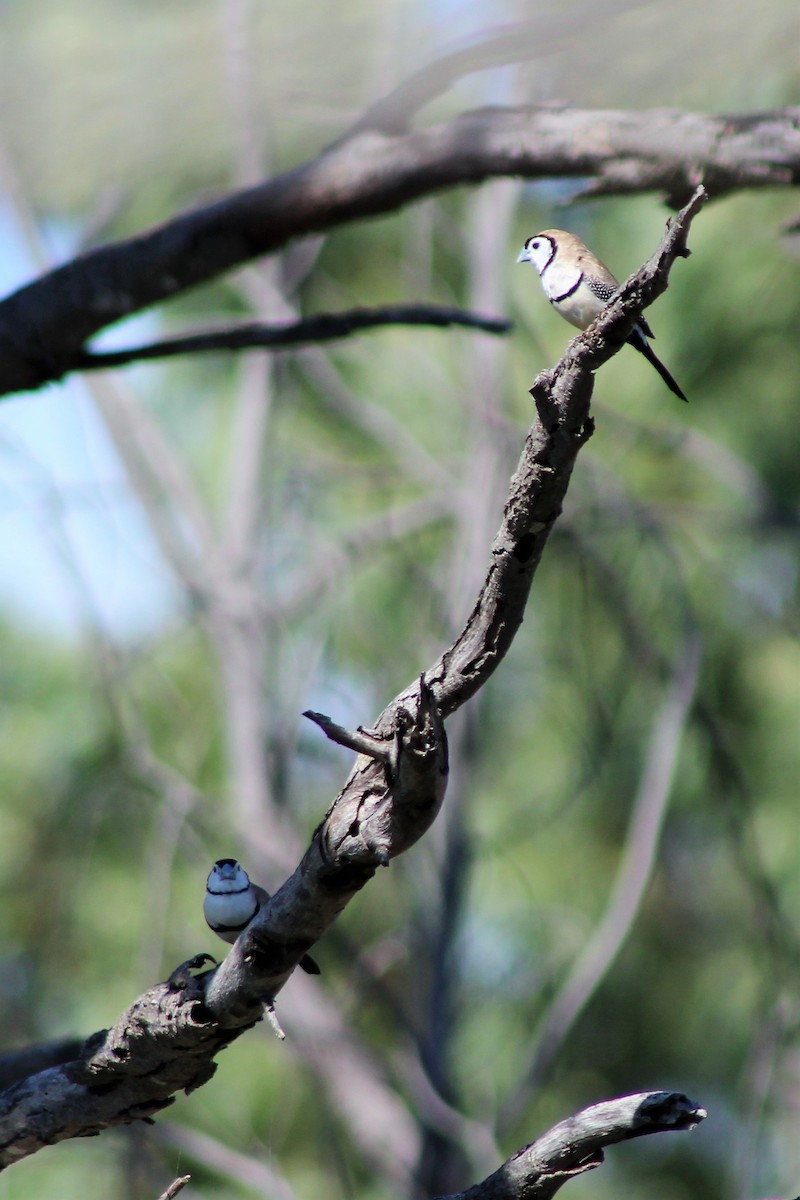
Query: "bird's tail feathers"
628 330 687 402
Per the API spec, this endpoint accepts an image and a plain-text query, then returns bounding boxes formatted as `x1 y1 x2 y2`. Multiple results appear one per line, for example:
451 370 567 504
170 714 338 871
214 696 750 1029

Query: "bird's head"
517 232 558 275
206 858 250 895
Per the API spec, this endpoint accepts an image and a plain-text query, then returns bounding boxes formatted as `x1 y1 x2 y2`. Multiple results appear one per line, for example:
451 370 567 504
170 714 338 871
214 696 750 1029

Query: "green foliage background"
0 2 799 1198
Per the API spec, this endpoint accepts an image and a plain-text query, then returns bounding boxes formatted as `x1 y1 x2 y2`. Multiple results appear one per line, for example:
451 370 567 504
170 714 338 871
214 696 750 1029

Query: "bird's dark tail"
627 329 687 402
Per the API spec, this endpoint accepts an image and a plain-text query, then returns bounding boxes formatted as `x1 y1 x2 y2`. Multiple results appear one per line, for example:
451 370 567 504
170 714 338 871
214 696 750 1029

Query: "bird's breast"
548 276 607 331
204 890 259 929
540 260 582 303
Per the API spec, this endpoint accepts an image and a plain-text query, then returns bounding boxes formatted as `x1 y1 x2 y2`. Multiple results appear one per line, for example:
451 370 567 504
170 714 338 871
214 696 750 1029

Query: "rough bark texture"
0 966 232 1167
0 105 794 395
441 1092 706 1200
0 191 705 1167
0 1039 86 1092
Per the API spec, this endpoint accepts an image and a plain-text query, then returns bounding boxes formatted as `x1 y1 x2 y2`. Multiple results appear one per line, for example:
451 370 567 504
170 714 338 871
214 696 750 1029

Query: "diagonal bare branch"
202 190 705 1018
0 194 704 1165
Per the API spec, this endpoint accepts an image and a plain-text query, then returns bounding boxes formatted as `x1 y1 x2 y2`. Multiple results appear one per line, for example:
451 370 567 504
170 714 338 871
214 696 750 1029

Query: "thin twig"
303 711 394 763
156 1176 191 1200
264 1004 286 1041
74 306 512 371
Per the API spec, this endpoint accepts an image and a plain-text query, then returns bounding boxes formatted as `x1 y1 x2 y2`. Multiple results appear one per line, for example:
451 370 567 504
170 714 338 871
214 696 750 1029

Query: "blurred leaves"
0 2 799 1200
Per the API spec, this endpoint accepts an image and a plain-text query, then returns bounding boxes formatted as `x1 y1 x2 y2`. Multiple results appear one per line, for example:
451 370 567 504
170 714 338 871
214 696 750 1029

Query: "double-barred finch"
517 229 687 402
204 858 321 975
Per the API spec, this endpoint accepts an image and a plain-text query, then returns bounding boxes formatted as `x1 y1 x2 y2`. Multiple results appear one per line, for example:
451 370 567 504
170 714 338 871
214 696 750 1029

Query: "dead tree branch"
156 1176 192 1200
0 192 704 1167
71 305 511 371
441 1092 706 1200
0 956 233 1168
0 1039 86 1092
0 104 792 395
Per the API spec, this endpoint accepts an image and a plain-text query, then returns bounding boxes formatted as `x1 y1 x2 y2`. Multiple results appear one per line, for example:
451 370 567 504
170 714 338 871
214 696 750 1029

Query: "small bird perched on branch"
204 858 320 974
517 229 687 402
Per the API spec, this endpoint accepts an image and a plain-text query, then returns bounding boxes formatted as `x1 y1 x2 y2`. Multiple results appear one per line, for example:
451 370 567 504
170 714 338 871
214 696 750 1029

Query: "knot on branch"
68 978 223 1093
312 675 449 867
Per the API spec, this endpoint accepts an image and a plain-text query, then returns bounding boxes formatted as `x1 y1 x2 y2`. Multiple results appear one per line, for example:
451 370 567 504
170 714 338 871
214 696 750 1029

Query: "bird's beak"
516 247 529 263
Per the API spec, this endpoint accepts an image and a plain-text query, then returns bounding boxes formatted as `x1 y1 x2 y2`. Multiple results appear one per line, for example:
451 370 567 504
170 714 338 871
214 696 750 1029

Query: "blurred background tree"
0 0 798 1198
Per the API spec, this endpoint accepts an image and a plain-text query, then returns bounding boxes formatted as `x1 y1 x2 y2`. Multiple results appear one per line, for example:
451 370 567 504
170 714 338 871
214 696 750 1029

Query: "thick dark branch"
444 1092 706 1200
0 106 795 396
74 305 511 372
0 1039 85 1092
0 196 704 1163
0 957 239 1168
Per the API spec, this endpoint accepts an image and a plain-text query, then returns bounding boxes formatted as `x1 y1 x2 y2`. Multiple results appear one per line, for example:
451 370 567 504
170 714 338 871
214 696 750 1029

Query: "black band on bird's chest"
210 919 248 934
550 272 584 304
